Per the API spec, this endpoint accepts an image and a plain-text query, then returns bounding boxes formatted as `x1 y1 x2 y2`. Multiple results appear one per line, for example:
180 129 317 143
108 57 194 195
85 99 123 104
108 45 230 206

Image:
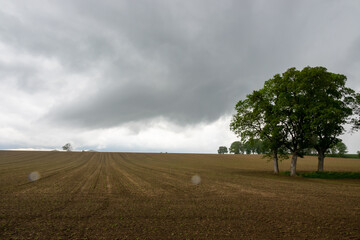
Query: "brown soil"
0 151 359 239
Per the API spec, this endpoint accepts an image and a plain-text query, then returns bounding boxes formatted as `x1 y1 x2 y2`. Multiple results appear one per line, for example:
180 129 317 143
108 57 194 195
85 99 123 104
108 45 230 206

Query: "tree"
238 142 246 154
357 151 360 158
218 146 228 154
231 83 287 174
299 66 358 171
329 141 348 157
265 67 358 175
248 139 270 154
264 68 314 176
62 143 72 152
231 66 359 176
336 142 348 157
243 141 252 154
240 139 270 154
351 93 360 131
229 141 241 154
303 147 317 155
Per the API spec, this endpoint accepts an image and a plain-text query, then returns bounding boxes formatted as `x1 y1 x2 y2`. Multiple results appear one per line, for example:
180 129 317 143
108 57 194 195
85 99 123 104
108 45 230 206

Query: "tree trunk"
273 151 279 174
290 153 297 176
317 150 325 172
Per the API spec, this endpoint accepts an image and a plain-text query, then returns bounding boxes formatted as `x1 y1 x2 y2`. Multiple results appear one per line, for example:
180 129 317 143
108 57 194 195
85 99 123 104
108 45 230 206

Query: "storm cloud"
1 0 360 152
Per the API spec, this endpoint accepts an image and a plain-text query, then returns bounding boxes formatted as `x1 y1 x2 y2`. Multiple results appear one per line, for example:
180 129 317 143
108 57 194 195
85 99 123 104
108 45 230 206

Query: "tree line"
218 139 270 154
218 139 349 157
228 66 359 176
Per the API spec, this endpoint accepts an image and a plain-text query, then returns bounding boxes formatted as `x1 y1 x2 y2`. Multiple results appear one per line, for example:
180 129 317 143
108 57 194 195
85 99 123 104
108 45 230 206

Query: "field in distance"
0 151 359 239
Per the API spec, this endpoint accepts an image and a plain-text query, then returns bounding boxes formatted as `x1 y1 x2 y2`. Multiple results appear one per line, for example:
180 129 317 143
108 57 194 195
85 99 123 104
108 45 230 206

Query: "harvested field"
0 151 359 239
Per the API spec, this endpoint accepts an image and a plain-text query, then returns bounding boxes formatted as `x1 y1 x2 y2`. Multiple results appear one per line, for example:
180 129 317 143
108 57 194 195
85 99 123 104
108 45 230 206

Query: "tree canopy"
218 146 228 154
329 141 348 157
229 141 241 154
231 66 359 175
62 143 73 152
229 140 270 155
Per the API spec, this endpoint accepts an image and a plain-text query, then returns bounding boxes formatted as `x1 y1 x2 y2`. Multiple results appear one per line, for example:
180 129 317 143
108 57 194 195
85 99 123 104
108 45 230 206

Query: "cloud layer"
1 0 360 152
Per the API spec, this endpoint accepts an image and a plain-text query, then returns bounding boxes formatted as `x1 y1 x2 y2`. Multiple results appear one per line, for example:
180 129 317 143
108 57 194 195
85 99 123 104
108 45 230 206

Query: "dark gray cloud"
1 0 360 129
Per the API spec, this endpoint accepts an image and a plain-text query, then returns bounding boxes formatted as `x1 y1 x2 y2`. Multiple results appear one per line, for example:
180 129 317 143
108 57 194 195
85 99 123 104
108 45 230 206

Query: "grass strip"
281 171 360 179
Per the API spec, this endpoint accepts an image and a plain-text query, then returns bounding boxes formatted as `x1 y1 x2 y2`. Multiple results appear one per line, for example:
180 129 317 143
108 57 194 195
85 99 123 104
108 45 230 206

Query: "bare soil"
0 151 359 239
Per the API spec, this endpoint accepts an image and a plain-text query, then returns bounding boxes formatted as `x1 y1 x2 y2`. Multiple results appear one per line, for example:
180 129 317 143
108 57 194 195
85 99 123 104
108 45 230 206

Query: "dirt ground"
0 151 359 239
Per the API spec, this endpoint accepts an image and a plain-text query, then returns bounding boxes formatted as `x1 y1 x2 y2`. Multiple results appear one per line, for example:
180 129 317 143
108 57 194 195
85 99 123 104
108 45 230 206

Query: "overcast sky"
1 0 359 153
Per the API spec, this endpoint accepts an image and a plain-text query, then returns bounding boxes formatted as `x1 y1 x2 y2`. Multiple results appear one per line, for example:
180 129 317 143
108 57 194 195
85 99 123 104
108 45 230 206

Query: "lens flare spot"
191 175 201 185
28 171 41 182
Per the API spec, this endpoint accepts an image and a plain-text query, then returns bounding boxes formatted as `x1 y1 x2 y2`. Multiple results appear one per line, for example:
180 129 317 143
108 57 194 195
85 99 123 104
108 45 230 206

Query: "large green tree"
231 66 359 176
298 66 358 171
265 67 359 175
262 68 311 176
230 85 285 174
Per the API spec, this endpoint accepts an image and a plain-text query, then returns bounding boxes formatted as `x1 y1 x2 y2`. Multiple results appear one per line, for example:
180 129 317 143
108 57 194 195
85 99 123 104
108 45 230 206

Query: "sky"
1 0 360 153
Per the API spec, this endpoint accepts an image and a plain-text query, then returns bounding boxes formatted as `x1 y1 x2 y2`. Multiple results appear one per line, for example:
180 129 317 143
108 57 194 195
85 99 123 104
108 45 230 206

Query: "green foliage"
281 171 360 179
329 141 348 157
230 78 284 158
229 141 241 154
217 146 228 154
300 67 356 159
62 143 72 152
267 68 310 156
358 151 360 158
324 153 359 159
242 139 271 154
351 93 360 131
231 66 359 174
247 139 264 154
303 148 317 155
229 139 275 155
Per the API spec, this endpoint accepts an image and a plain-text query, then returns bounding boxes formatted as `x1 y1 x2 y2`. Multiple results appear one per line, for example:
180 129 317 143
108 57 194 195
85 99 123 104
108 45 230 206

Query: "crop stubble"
0 151 359 239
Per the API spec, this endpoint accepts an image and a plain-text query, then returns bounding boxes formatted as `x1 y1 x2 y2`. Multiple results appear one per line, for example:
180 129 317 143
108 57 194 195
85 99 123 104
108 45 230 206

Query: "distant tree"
229 141 241 154
303 147 317 155
357 151 360 158
247 138 270 154
329 143 338 155
329 141 348 157
243 141 252 154
337 142 348 157
218 146 228 154
62 143 72 152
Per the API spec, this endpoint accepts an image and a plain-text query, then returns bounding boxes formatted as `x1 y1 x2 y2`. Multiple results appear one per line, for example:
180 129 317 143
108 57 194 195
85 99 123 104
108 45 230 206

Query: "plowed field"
0 151 359 239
